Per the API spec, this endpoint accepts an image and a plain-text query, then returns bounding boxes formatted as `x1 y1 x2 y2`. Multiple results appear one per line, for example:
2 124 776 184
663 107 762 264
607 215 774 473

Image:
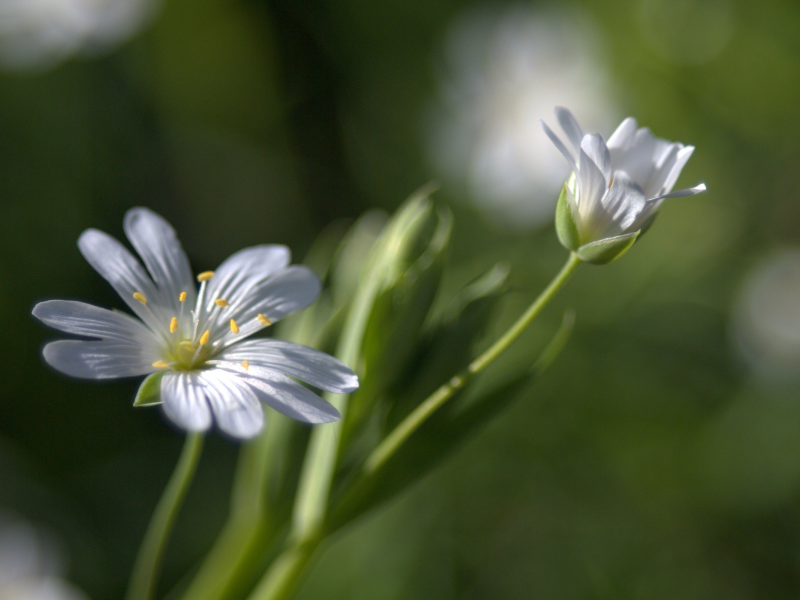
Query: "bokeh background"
2 0 800 597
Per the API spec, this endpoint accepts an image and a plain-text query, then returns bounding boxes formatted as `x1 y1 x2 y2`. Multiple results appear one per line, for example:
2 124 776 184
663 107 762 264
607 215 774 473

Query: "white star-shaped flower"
541 107 706 255
33 208 358 439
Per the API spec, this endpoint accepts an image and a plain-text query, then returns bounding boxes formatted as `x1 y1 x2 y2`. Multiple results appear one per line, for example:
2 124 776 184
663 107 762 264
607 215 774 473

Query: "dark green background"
2 0 800 597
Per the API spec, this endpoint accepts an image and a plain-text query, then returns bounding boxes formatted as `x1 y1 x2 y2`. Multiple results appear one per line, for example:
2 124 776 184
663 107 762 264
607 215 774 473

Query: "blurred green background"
2 0 800 597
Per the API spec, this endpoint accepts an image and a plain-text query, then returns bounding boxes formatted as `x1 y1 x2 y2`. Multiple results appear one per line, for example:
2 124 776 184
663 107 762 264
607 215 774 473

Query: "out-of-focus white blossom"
0 0 160 71
427 6 615 229
732 249 800 379
0 513 88 600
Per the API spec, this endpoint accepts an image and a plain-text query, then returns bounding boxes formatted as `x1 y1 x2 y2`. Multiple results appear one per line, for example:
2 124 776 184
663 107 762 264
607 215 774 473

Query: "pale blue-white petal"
216 339 358 393
199 370 264 439
42 340 155 379
555 106 584 160
32 300 156 346
211 266 321 345
539 119 578 175
124 208 196 312
606 117 637 151
78 229 164 333
201 245 291 315
213 365 340 423
161 371 212 432
577 134 610 218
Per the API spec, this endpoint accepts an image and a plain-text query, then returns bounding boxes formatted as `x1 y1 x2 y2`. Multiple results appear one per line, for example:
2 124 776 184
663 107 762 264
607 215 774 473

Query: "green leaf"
554 183 580 251
134 372 164 406
576 230 639 264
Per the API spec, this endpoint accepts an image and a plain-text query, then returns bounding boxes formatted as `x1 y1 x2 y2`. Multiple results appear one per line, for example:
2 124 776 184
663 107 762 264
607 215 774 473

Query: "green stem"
246 536 322 600
364 252 582 474
126 432 204 600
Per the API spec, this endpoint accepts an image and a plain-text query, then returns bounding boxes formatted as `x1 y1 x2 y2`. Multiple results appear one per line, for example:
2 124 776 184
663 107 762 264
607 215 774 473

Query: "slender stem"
126 432 204 600
364 252 582 474
246 536 322 600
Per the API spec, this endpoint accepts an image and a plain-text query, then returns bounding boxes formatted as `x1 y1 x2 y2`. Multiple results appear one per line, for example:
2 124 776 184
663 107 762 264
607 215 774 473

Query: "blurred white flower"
427 6 615 229
541 106 706 253
732 249 800 379
0 513 87 600
33 208 358 439
0 0 160 71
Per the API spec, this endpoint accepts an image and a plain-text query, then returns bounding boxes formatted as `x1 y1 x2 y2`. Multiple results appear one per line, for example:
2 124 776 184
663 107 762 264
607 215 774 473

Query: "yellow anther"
170 317 178 333
133 292 147 305
199 330 210 345
257 314 272 326
230 319 239 334
241 360 249 371
215 299 230 308
179 292 187 302
197 271 214 282
152 360 170 369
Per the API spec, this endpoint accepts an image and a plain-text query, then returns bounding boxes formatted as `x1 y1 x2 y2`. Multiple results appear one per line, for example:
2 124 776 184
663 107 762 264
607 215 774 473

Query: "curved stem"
126 432 204 600
364 252 582 473
246 536 321 600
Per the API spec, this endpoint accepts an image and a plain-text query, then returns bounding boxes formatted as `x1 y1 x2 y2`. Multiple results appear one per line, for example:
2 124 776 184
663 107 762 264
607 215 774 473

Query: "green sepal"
554 183 580 251
134 372 164 406
635 212 658 242
576 230 639 264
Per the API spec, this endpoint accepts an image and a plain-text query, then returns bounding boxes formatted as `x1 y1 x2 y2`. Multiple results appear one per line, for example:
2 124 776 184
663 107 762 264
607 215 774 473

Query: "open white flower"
540 107 706 262
33 208 358 439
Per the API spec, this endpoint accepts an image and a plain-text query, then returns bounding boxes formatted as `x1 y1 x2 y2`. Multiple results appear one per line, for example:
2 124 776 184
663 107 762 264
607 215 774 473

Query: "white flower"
540 106 706 253
0 512 88 600
33 208 358 439
0 0 160 71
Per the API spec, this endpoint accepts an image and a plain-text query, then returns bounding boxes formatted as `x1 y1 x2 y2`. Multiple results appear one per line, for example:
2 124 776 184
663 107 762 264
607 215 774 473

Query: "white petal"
212 266 321 345
203 245 291 314
606 117 638 151
200 370 264 438
643 143 681 198
220 366 341 424
555 106 584 160
124 208 196 311
77 229 165 334
658 145 695 196
32 300 155 346
614 127 656 186
602 172 647 233
42 340 155 379
217 339 359 393
539 119 579 175
648 183 706 203
161 372 212 432
577 134 611 218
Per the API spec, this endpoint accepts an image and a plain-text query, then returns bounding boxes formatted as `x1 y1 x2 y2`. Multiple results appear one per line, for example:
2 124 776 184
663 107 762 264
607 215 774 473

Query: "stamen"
215 299 229 308
170 317 178 333
133 292 147 305
257 314 272 326
241 360 249 371
230 319 239 334
199 330 210 346
152 360 170 369
179 292 187 302
197 271 214 282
